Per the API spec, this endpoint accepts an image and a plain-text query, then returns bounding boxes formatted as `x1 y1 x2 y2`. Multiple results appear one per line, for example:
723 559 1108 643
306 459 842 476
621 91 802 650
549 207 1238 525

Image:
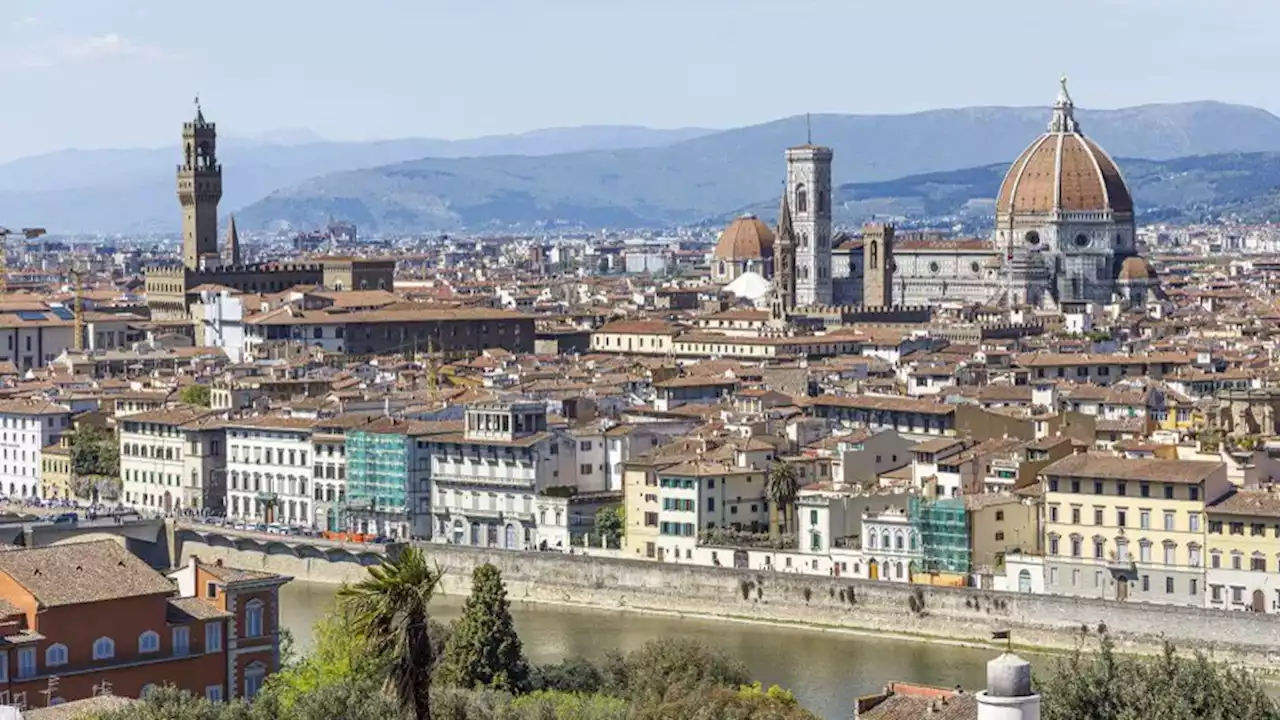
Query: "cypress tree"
436 563 530 693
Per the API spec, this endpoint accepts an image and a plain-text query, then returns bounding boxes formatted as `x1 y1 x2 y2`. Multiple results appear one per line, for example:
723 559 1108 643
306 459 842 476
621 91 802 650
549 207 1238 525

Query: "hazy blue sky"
0 0 1272 161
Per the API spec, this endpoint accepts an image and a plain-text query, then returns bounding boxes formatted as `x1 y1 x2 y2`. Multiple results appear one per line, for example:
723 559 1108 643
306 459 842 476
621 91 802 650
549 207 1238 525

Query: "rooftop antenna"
805 112 812 145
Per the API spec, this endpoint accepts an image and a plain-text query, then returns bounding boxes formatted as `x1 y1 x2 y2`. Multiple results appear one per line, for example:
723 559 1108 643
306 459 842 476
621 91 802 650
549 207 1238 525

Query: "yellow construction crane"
426 339 438 398
0 227 46 294
71 269 85 352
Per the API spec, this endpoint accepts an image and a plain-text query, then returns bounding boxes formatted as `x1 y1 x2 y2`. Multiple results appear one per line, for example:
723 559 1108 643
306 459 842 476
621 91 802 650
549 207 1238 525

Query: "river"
279 581 1002 720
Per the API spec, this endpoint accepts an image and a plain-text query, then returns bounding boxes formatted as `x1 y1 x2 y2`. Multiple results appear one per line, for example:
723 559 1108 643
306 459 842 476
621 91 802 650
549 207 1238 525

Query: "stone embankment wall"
180 539 1280 668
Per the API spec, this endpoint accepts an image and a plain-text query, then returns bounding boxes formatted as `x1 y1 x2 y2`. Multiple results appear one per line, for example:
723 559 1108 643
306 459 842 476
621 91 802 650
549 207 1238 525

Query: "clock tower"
177 97 222 270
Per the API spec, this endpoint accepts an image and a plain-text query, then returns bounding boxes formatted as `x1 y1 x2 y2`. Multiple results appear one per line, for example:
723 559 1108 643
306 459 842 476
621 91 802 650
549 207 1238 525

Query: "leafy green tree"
280 675 409 720
1039 635 1280 720
619 638 750 706
593 506 624 546
91 682 404 720
90 686 256 719
429 687 512 720
180 384 213 407
631 685 819 720
530 656 608 694
764 461 800 538
437 563 531 693
507 690 628 720
338 546 444 720
264 600 387 709
70 424 118 477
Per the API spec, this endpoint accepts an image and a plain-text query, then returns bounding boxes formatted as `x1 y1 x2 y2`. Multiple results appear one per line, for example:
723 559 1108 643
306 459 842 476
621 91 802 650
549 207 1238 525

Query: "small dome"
995 78 1133 217
1118 255 1157 282
714 214 775 261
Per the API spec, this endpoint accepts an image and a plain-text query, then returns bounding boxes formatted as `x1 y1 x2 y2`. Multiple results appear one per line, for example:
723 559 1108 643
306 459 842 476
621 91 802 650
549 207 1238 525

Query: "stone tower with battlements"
862 222 895 307
786 144 833 306
178 98 222 271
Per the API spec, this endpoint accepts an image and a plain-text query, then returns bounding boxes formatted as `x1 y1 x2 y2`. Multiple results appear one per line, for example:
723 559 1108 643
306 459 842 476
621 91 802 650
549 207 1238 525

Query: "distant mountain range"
0 126 714 234
7 101 1280 233
769 152 1280 228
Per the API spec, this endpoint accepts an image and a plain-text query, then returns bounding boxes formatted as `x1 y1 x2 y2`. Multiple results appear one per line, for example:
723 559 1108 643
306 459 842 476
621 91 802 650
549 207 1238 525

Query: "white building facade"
0 400 71 498
429 400 556 550
119 406 225 513
225 418 315 528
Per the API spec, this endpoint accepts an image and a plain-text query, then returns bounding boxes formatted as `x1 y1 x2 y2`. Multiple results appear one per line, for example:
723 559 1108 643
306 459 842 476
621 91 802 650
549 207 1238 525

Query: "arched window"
45 643 67 667
817 189 827 214
868 532 877 549
1018 569 1032 593
245 599 265 638
92 637 115 660
795 184 808 214
869 241 879 270
881 531 890 549
244 661 267 699
894 532 905 551
139 630 160 653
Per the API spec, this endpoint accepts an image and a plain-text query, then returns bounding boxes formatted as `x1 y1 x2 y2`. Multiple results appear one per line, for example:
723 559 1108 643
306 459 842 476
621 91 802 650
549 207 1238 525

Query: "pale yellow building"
1205 488 1280 613
1041 454 1227 605
622 438 705 560
590 320 678 355
40 440 73 500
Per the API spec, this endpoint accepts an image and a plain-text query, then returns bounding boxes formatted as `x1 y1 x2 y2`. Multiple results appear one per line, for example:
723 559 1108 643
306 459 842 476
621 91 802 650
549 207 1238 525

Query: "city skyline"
0 0 1276 162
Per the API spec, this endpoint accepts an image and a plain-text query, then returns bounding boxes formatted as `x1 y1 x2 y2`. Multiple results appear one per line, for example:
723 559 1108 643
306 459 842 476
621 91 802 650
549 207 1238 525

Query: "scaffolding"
345 427 409 535
909 496 971 574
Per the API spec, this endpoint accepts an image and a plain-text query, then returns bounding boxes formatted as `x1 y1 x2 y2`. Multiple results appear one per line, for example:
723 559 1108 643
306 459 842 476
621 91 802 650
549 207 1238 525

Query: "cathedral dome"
714 214 775 260
995 79 1133 217
1117 255 1157 282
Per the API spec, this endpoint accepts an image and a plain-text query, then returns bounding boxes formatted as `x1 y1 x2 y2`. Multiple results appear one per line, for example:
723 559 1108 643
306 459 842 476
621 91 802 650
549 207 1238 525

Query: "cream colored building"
119 405 226 513
621 437 772 562
40 439 73 501
1041 454 1227 605
1205 488 1280 613
590 320 678 355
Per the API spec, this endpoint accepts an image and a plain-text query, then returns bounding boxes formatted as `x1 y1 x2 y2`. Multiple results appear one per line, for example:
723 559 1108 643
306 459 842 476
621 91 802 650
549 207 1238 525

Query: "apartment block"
0 400 71 500
224 417 315 527
119 405 224 514
1041 455 1227 605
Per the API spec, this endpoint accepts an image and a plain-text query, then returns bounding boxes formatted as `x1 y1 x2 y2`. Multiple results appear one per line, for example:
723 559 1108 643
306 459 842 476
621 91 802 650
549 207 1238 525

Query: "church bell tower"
177 97 222 270
787 142 833 306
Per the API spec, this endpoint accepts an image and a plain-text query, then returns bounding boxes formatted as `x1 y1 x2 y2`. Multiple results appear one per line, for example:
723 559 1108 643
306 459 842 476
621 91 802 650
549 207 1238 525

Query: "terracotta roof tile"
0 540 175 608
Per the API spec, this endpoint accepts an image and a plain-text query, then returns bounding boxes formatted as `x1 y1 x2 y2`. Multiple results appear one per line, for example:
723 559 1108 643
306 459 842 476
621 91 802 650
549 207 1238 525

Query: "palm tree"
765 461 800 539
338 545 442 720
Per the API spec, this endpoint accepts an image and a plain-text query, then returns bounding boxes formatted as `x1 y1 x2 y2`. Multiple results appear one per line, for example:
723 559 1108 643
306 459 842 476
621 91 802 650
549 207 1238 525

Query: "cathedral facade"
889 79 1143 309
